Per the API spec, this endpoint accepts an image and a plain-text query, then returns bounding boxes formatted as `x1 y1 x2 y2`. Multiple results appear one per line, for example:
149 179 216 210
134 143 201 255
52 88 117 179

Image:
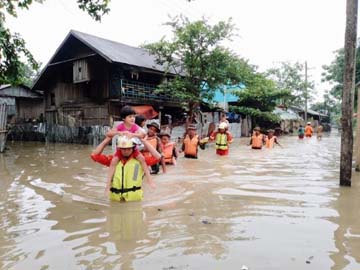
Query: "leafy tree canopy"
310 90 340 121
0 0 110 21
144 16 251 119
266 61 315 107
322 47 360 101
230 72 292 126
0 0 110 85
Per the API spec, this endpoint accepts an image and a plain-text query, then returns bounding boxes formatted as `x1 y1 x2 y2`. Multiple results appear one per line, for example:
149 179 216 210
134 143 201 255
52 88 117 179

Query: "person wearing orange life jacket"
305 122 314 138
210 122 233 155
265 129 282 148
249 126 265 149
159 132 179 165
181 124 201 159
141 121 166 174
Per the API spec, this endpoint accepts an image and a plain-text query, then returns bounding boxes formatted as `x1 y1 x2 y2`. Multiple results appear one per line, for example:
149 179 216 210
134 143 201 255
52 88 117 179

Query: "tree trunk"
187 101 198 126
355 85 360 171
340 0 358 186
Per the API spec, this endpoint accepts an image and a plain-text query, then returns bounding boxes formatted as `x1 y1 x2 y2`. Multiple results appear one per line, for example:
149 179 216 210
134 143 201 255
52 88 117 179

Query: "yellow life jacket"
183 135 199 156
215 133 228 150
265 136 276 148
162 142 175 164
110 158 144 202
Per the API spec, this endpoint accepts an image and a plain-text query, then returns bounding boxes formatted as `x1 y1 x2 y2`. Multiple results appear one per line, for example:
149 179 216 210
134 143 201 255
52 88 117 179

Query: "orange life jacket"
183 135 199 157
305 126 313 136
142 136 158 158
161 142 175 164
265 136 276 148
252 134 263 149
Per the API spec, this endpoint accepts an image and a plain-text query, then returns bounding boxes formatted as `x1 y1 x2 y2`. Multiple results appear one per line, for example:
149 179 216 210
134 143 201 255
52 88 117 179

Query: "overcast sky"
6 0 356 102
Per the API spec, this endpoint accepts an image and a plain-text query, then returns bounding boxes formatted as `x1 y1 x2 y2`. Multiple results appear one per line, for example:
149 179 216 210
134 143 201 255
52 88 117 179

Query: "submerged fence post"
0 104 8 153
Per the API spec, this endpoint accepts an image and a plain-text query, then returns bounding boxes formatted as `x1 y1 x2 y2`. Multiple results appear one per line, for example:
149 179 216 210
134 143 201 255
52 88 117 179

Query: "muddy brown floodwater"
0 131 360 270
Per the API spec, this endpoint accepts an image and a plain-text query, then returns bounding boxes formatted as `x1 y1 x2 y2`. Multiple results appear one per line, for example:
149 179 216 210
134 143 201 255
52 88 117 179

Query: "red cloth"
216 149 229 156
91 150 157 166
119 152 137 165
115 149 140 159
145 156 161 166
91 153 113 167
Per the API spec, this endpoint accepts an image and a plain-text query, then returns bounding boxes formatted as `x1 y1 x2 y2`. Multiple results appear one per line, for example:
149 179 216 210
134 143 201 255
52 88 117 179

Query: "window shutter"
73 59 90 83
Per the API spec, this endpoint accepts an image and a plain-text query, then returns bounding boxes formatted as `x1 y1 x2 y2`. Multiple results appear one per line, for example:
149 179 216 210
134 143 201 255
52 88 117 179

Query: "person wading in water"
249 126 265 150
105 136 155 202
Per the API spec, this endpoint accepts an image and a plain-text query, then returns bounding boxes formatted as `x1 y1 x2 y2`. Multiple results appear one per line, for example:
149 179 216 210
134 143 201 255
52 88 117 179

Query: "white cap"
117 136 135 148
219 122 227 129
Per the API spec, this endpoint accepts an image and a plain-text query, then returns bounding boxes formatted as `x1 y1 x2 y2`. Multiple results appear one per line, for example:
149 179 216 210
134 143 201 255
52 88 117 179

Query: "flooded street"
1 131 360 270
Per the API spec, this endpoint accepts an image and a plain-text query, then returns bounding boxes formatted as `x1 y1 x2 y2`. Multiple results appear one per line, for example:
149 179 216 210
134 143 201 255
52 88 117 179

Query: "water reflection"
330 173 360 270
0 133 360 269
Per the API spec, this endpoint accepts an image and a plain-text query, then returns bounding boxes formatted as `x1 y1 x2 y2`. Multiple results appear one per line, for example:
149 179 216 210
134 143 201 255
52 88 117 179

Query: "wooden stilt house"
32 30 182 130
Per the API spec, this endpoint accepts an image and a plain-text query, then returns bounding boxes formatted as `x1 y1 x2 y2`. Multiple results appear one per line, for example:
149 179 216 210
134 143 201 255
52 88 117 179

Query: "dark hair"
120 106 136 120
135 115 146 126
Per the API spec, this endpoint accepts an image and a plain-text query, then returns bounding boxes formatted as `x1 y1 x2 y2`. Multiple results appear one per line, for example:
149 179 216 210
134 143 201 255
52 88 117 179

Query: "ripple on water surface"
1 135 360 270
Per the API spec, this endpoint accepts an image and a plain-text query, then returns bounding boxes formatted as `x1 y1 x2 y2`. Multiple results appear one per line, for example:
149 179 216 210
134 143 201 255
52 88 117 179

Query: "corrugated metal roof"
32 30 177 90
0 84 42 98
273 107 302 120
289 105 328 117
0 84 11 90
71 30 170 73
0 97 15 106
0 97 16 115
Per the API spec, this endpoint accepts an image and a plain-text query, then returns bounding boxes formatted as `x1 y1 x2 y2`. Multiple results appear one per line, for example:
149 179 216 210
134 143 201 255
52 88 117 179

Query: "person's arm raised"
92 136 112 155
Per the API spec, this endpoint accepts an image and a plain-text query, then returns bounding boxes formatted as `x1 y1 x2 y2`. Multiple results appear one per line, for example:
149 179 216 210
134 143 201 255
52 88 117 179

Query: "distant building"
289 106 330 125
273 107 302 134
0 84 44 124
209 84 249 137
211 85 241 111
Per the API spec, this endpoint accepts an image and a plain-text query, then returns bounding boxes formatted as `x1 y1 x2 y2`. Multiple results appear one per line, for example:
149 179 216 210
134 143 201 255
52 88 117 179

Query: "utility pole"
340 0 358 186
355 83 360 171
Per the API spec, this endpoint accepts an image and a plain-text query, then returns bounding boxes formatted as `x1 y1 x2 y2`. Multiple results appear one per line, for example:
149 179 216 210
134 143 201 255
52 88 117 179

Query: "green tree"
322 47 360 101
0 25 38 85
310 91 340 123
144 16 249 122
230 72 292 127
266 61 315 107
0 0 110 85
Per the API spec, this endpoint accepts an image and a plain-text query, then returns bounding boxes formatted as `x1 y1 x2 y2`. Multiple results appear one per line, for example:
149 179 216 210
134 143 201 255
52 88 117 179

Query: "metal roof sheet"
71 30 170 73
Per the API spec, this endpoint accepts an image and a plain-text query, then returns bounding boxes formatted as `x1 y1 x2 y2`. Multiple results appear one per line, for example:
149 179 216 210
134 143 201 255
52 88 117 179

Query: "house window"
50 92 55 106
131 71 139 80
73 59 90 83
